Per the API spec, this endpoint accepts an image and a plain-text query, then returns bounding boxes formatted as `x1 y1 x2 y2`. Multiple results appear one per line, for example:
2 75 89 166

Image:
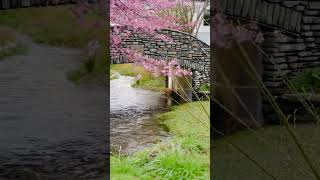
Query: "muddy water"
110 75 170 154
0 34 107 179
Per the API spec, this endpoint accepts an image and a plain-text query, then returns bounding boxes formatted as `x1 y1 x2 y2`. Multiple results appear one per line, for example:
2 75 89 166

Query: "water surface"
0 34 107 179
110 75 170 154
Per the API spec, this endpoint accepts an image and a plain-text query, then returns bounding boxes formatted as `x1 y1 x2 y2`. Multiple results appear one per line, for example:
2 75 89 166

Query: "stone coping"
280 93 320 103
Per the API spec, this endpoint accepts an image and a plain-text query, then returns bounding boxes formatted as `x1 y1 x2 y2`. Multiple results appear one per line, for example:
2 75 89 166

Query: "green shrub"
199 83 210 92
290 67 320 93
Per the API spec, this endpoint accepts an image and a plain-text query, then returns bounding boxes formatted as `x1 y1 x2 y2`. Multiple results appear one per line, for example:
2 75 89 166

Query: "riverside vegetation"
0 5 107 85
110 64 166 92
110 64 210 179
111 101 210 180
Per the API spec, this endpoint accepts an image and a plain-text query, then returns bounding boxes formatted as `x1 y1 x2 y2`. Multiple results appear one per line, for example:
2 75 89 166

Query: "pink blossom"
212 13 265 48
110 0 194 77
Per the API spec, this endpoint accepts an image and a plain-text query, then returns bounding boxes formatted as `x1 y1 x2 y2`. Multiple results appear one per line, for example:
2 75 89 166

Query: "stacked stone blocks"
110 27 210 92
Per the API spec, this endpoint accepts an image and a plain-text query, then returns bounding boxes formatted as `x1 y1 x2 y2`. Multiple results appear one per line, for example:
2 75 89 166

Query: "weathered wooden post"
172 75 192 103
213 42 264 133
168 65 174 90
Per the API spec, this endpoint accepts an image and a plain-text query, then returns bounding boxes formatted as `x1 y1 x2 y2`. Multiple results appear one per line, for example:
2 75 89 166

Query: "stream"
0 34 107 179
110 75 170 154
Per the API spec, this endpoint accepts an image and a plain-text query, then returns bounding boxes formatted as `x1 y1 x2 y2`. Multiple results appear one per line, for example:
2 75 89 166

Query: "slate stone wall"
218 0 304 33
220 0 320 122
110 27 210 91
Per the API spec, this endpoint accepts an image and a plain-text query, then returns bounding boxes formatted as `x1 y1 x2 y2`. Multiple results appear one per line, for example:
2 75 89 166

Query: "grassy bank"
213 124 320 180
111 101 210 180
0 6 107 85
0 6 104 48
110 64 166 91
0 26 26 59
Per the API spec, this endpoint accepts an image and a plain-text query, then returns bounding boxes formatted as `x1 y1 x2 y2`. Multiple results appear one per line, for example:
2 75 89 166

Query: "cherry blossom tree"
110 0 194 76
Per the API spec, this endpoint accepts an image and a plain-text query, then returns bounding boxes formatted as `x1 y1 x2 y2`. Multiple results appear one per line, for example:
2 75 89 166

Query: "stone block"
267 3 274 25
283 1 300 8
273 4 281 25
311 25 320 30
309 2 320 10
249 0 257 19
227 0 236 15
279 44 306 52
242 0 251 17
298 51 312 57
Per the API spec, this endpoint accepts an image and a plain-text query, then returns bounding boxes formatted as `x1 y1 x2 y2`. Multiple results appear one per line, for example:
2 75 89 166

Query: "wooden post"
168 65 174 90
213 42 264 134
172 75 192 103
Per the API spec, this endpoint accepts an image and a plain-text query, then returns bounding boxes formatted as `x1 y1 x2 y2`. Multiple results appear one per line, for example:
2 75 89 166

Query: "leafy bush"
290 67 320 93
199 83 210 92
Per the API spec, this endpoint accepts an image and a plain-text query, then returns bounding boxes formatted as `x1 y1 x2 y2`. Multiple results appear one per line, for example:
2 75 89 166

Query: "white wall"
192 2 210 45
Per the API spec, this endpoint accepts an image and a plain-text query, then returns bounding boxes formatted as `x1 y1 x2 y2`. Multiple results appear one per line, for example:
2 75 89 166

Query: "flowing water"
110 75 170 154
0 34 107 179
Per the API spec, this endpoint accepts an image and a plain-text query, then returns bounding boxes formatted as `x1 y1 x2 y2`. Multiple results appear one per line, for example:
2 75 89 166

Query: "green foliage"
290 67 320 93
67 47 108 86
199 83 210 92
0 6 105 48
111 101 210 180
0 6 107 85
203 11 210 26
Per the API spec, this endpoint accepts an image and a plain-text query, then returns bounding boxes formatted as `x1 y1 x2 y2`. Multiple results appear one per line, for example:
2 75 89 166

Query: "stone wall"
218 0 304 33
110 27 210 91
220 0 320 122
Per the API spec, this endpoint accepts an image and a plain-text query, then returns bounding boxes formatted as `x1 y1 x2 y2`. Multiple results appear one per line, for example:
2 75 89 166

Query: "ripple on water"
110 75 171 154
0 34 107 179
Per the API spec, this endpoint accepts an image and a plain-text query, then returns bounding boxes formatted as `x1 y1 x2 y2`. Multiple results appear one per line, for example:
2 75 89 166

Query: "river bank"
110 75 169 154
0 5 107 85
111 101 210 180
110 64 165 92
0 32 107 179
0 26 26 59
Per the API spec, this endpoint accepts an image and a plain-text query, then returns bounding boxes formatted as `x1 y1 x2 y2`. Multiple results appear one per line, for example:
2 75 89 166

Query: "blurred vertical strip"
210 0 214 179
105 0 111 178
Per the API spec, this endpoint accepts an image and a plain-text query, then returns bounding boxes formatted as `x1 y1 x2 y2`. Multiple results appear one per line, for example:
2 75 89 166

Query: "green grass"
0 6 107 85
67 46 107 86
111 101 210 180
213 124 320 180
0 6 105 48
110 64 166 91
